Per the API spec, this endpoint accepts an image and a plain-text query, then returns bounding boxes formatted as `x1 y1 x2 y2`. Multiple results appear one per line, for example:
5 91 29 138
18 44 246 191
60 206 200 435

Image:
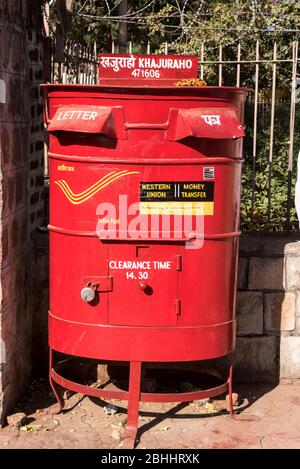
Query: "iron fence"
52 40 98 84
50 40 300 232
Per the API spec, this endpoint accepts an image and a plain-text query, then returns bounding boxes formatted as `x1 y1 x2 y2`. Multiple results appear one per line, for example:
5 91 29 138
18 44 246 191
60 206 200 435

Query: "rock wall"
0 0 44 422
236 234 300 382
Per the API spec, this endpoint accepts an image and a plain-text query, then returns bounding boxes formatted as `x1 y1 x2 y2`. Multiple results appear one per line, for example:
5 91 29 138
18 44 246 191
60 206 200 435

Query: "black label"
140 181 214 202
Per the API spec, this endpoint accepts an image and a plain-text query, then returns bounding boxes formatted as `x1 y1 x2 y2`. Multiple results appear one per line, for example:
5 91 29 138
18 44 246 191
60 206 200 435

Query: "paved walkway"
1 379 300 449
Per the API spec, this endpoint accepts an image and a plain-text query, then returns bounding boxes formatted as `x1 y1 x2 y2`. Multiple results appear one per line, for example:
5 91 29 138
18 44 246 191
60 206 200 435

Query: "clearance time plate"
140 181 214 215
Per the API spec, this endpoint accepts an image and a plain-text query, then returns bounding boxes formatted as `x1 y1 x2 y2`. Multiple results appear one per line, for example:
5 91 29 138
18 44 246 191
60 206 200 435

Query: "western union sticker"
140 181 214 215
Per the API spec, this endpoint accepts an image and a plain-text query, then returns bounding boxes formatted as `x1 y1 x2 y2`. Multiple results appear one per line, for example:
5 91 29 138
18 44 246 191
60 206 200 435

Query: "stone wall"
236 234 300 382
0 0 44 422
28 29 45 229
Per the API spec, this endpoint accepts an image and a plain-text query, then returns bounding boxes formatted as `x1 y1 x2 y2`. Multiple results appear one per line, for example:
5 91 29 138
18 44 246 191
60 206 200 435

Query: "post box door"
108 243 179 327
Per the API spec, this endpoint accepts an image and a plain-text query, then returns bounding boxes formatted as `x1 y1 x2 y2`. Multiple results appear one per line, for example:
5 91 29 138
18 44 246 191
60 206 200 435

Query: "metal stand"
228 353 234 417
49 349 234 448
49 349 65 413
123 361 142 449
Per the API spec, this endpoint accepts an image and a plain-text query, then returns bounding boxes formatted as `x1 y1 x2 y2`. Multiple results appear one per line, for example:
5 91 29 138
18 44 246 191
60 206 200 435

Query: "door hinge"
175 254 182 271
175 299 181 316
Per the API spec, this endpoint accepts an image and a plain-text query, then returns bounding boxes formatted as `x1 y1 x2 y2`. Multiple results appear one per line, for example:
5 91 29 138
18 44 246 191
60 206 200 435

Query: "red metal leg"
123 361 142 449
228 353 234 418
49 348 65 414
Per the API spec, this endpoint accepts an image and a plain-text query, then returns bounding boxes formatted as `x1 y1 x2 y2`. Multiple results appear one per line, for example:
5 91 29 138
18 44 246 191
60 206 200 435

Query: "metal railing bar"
251 40 259 222
287 40 299 230
236 43 241 87
200 59 293 64
200 42 204 80
93 41 97 84
268 42 277 223
218 44 223 86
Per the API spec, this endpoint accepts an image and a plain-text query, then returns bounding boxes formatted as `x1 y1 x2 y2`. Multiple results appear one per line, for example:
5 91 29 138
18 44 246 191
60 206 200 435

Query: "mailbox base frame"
49 349 234 449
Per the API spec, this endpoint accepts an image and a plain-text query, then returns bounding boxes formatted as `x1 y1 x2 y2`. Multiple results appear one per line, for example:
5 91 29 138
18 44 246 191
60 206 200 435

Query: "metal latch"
82 276 113 292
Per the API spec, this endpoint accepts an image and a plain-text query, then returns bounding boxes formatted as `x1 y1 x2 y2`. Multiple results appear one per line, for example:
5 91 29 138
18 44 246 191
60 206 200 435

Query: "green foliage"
241 101 300 231
67 1 108 45
48 1 300 58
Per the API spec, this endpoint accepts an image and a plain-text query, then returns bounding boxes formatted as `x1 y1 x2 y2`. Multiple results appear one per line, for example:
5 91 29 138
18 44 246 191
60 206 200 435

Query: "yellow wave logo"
55 170 139 205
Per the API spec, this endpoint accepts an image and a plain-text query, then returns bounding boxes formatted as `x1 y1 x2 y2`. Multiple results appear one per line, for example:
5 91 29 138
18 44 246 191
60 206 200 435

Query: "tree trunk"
118 0 127 53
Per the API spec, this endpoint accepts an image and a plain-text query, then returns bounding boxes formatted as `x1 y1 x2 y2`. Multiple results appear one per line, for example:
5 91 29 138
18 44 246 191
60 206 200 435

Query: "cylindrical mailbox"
43 82 247 447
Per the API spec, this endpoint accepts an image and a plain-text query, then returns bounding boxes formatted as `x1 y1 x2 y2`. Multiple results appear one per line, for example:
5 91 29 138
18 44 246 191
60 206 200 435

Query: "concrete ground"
1 377 300 449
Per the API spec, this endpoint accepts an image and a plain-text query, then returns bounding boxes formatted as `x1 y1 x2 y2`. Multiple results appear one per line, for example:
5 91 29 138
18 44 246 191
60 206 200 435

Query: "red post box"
42 56 247 448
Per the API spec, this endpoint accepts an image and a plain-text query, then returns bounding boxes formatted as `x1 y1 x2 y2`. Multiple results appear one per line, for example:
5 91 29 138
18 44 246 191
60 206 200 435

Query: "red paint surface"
42 83 247 362
98 53 198 85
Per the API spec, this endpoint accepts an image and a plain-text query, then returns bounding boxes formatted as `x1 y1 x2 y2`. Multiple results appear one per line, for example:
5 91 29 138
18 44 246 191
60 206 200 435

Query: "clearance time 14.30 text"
126 271 149 280
109 260 171 270
109 260 171 281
